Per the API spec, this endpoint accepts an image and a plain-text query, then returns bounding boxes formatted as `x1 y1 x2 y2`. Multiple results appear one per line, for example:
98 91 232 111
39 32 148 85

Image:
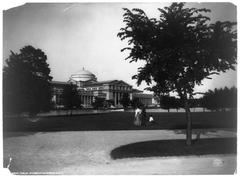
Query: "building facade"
51 68 156 108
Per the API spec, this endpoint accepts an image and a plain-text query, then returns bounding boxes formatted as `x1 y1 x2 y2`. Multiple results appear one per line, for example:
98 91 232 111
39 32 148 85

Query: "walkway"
3 129 237 174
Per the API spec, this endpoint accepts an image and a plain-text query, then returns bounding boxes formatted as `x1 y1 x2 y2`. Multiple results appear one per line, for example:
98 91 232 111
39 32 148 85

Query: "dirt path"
60 155 236 175
3 129 236 174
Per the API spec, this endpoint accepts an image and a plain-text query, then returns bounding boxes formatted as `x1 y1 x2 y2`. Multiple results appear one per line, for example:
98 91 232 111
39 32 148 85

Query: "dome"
70 68 97 82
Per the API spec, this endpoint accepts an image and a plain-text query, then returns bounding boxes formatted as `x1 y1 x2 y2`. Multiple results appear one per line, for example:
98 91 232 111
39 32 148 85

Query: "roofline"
50 81 70 85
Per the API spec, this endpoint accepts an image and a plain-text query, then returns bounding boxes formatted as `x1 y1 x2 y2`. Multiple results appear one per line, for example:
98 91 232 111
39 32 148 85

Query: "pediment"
110 80 132 87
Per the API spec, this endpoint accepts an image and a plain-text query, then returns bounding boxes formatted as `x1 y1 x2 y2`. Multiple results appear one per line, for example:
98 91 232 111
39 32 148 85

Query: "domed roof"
75 69 94 75
70 67 97 82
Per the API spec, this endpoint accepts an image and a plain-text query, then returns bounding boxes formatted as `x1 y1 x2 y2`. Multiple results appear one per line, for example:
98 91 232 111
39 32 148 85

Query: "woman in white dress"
134 106 142 126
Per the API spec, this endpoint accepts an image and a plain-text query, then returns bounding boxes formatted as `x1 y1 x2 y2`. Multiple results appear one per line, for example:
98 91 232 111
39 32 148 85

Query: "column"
119 93 122 104
84 96 86 106
113 92 116 106
118 92 120 105
130 93 133 100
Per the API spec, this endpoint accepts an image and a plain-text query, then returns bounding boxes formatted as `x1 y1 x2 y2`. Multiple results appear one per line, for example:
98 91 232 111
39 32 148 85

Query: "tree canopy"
160 95 181 112
62 83 82 112
118 3 237 99
3 45 53 115
92 97 106 109
200 86 237 111
120 93 131 109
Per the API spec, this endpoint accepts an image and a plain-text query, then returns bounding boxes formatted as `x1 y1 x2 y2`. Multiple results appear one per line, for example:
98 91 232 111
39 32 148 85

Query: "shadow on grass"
110 138 236 159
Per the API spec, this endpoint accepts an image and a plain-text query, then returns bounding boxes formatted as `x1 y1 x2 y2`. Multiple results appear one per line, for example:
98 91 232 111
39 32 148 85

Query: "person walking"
134 105 142 126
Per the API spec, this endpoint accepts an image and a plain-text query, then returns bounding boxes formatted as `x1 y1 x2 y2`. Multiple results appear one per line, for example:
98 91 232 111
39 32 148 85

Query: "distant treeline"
159 87 237 112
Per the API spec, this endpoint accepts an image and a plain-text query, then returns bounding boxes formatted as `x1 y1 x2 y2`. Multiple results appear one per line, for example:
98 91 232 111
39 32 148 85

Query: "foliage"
160 95 201 111
188 98 200 108
62 83 82 111
3 45 53 115
120 93 131 109
130 97 143 109
92 97 106 109
160 95 182 112
118 3 237 145
200 86 237 111
160 95 174 111
104 99 114 108
118 3 236 98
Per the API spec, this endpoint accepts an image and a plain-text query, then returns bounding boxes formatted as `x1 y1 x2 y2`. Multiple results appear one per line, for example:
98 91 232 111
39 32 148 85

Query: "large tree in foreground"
118 3 237 145
3 46 53 116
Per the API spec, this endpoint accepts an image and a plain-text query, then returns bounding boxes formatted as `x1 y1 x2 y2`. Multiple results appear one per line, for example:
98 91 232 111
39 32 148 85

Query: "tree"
201 87 237 111
120 93 131 109
159 95 172 112
160 96 182 112
3 45 53 116
228 87 237 109
104 99 114 108
130 97 143 109
62 83 82 115
92 97 105 109
118 3 237 145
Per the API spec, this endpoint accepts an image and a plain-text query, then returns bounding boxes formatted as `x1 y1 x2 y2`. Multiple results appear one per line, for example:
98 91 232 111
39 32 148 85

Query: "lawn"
3 110 237 132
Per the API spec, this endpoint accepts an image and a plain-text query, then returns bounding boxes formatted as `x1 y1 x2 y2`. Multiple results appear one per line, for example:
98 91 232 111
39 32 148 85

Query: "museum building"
51 68 155 108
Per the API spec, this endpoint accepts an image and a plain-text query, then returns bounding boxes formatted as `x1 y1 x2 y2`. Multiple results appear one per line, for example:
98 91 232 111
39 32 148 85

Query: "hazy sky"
3 2 237 94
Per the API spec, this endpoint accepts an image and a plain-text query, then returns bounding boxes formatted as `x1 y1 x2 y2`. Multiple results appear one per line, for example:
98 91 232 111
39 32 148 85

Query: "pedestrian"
149 114 157 125
149 114 154 122
134 105 142 126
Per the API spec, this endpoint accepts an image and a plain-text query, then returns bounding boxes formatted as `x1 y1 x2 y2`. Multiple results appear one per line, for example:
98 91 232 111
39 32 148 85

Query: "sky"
2 2 237 95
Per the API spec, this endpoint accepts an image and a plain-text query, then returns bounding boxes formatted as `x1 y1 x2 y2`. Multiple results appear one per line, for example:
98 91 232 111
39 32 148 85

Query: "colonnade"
112 92 125 106
80 95 93 107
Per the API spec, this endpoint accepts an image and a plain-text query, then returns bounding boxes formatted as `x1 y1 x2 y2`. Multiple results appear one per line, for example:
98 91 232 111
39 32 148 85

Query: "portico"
84 80 132 106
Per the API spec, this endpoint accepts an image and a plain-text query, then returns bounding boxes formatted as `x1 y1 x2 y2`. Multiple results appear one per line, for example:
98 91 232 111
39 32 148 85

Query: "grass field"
3 110 237 132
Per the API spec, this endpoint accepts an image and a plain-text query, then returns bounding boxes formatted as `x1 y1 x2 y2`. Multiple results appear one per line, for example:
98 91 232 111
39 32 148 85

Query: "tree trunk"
184 98 192 146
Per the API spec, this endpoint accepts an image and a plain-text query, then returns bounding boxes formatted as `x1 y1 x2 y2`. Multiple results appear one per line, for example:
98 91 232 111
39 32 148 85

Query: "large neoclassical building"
51 68 156 108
